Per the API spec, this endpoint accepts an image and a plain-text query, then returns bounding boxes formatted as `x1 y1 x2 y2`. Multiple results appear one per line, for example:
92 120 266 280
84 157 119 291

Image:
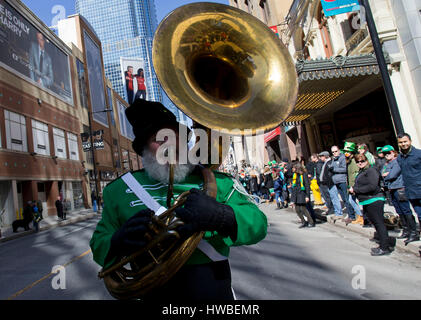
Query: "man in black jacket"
318 151 340 216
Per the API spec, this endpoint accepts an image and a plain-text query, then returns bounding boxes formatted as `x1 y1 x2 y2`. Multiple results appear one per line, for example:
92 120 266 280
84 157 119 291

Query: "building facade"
0 0 141 234
75 0 163 104
228 0 296 168
229 0 421 163
0 0 85 228
284 0 421 157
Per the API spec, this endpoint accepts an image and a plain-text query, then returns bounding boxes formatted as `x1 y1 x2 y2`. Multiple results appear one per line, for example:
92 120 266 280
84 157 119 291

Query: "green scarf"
292 173 305 190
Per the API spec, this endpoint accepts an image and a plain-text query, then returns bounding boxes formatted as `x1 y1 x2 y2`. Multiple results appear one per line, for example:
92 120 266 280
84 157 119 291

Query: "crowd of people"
12 196 70 233
12 200 43 233
224 132 421 256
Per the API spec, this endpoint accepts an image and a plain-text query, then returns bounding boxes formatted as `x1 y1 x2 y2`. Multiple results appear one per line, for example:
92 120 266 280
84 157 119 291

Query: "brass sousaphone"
98 2 298 299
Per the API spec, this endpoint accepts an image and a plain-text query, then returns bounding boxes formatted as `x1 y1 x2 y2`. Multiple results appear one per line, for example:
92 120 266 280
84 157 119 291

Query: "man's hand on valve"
174 189 238 241
108 209 154 259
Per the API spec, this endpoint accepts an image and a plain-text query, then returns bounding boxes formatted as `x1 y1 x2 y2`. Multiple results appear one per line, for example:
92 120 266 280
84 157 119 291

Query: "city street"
1 203 421 300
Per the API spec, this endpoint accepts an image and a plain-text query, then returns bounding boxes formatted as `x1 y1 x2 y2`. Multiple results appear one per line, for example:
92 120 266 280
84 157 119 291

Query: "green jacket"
90 169 267 269
347 157 359 187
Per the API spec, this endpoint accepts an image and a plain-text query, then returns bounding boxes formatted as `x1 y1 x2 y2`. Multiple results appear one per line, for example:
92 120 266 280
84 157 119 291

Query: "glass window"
72 181 84 209
67 132 79 161
117 100 134 141
4 110 27 152
122 149 129 170
32 119 50 155
53 127 67 159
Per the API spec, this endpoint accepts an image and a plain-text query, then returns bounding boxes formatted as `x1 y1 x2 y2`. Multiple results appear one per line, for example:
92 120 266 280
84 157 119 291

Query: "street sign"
321 0 360 17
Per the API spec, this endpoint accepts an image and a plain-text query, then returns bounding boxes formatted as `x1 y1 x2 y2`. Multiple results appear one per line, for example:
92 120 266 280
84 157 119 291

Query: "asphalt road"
1 203 421 300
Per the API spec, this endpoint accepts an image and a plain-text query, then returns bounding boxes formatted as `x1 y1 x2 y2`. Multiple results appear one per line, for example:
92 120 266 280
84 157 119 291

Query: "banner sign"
321 0 360 17
92 130 104 150
84 31 108 126
269 25 279 39
264 127 281 143
0 0 73 104
81 132 91 152
81 130 104 151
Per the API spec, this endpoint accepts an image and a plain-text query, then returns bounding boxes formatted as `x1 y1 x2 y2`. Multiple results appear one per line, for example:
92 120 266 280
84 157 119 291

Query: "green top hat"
376 147 383 154
342 141 357 153
381 145 395 153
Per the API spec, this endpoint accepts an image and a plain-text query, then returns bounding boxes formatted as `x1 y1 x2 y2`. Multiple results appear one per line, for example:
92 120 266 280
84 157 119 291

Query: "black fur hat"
125 98 180 156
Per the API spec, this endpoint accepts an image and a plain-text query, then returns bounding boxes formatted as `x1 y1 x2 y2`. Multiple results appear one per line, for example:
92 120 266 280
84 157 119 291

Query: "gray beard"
142 149 195 184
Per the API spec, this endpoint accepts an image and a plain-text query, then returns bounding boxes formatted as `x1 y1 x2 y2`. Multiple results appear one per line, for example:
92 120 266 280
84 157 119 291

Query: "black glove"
107 209 154 260
175 189 237 241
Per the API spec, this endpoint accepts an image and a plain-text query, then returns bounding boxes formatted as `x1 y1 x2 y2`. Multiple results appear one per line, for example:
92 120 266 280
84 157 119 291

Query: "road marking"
7 249 91 300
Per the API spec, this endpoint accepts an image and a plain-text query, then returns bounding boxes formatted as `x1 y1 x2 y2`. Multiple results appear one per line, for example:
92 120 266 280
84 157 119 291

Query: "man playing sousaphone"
90 98 267 300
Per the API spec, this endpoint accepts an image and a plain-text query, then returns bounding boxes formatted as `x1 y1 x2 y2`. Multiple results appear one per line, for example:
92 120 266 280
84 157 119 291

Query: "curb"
315 210 421 258
0 211 99 244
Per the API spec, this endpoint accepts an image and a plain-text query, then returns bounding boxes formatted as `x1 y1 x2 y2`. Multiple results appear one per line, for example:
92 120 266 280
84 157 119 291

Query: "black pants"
363 200 389 250
142 260 234 301
296 204 314 225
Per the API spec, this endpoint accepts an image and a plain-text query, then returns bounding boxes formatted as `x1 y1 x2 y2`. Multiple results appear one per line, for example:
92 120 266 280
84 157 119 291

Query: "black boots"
397 215 410 239
299 222 309 228
404 215 420 246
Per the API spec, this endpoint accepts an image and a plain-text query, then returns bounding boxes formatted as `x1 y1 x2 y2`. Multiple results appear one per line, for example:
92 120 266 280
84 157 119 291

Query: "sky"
21 0 229 28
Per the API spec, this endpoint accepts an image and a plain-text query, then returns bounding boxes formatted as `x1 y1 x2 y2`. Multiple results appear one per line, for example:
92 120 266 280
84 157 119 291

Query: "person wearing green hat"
90 99 267 300
357 143 376 167
342 142 364 225
375 146 387 173
382 144 418 245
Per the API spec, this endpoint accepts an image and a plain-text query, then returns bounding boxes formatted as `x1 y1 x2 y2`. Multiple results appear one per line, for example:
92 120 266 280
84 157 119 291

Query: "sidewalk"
0 208 99 243
312 203 421 258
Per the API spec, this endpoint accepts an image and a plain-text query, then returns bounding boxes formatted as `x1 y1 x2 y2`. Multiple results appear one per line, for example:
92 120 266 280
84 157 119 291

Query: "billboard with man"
0 0 73 104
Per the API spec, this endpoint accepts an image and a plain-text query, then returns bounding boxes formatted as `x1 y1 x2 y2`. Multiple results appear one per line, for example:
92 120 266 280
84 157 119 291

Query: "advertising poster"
81 130 104 151
0 0 73 104
120 57 147 104
84 31 108 126
92 129 104 150
321 0 360 17
81 132 91 152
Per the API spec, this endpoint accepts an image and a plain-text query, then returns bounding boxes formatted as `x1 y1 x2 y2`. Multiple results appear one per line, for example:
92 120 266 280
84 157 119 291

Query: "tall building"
75 0 163 105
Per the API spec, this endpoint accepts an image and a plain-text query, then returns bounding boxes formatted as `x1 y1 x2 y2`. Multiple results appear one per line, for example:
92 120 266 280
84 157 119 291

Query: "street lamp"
87 108 112 212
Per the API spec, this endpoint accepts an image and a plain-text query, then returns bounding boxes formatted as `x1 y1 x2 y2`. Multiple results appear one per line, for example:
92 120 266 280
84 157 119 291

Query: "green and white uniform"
90 169 267 269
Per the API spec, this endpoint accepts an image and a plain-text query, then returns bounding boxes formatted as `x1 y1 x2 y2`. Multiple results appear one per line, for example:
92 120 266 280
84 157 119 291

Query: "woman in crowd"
357 143 376 167
382 145 419 245
291 163 315 228
349 154 396 256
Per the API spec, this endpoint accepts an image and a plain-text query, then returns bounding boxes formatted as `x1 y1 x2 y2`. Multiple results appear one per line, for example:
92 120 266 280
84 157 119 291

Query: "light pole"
360 0 404 135
87 108 112 212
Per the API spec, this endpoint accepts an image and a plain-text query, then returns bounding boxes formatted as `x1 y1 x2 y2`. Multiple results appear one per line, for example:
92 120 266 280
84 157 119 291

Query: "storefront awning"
264 126 281 143
283 54 384 123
